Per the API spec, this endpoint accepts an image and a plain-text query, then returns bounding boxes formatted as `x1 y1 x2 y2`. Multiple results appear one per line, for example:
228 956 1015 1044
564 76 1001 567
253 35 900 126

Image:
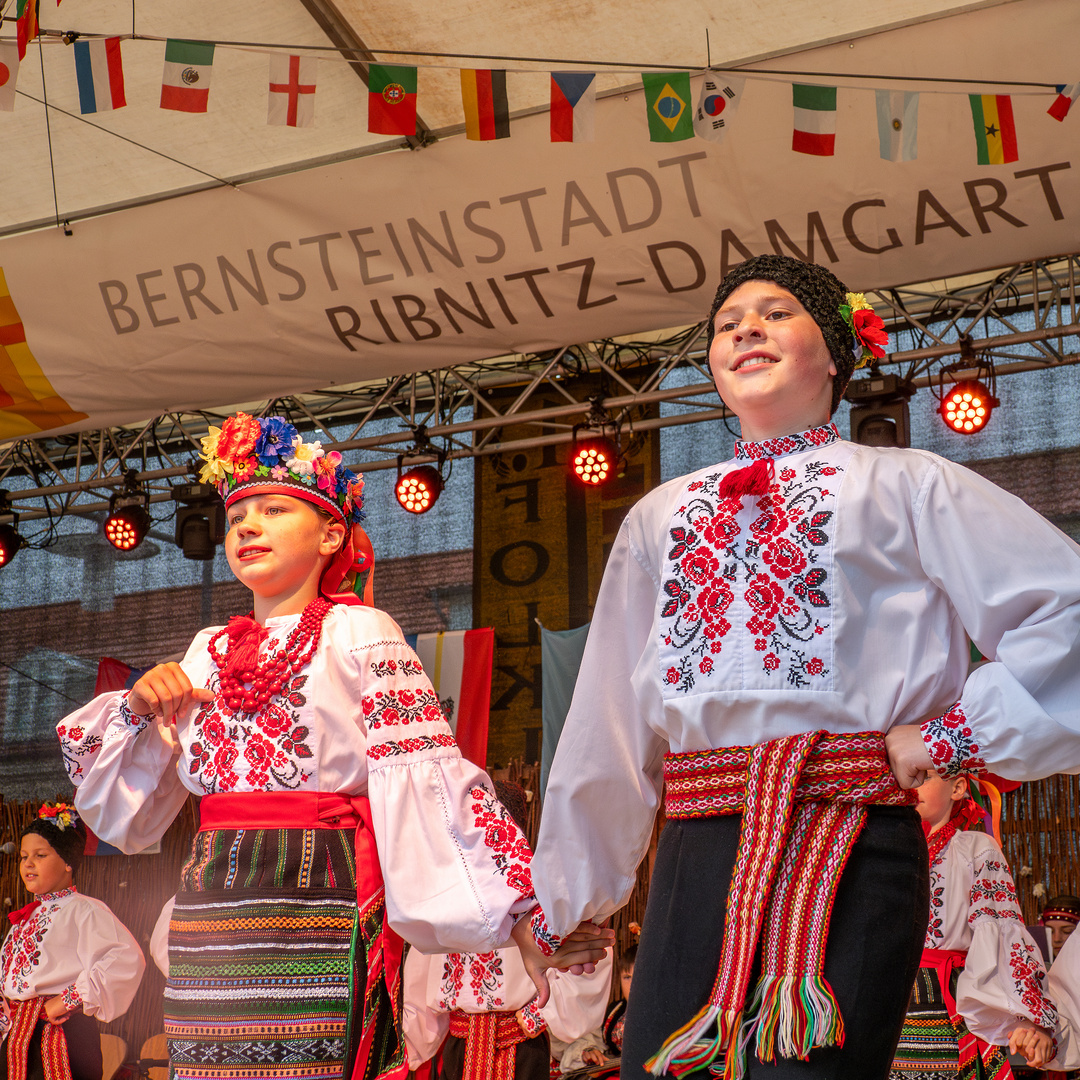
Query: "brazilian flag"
642 72 694 142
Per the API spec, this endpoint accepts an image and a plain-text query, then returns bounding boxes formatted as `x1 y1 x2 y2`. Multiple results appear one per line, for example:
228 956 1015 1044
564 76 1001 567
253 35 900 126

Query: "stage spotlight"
172 482 226 560
940 380 998 435
0 522 21 568
569 434 619 486
104 488 151 551
396 465 444 514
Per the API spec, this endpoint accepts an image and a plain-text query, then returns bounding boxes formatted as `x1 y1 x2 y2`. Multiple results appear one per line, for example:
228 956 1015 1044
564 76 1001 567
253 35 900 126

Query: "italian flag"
792 83 836 156
160 39 215 113
969 94 1018 164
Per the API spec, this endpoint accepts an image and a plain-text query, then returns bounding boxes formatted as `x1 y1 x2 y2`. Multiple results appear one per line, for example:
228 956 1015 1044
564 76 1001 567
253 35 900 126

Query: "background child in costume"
557 943 637 1077
889 773 1056 1079
526 254 1080 1080
402 782 612 1080
1041 897 1080 964
56 414 610 1080
1 804 145 1080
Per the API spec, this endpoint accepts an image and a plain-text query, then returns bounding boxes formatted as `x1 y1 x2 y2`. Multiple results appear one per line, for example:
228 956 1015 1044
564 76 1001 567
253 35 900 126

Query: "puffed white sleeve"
70 900 147 1021
914 459 1080 779
955 841 1057 1044
531 515 668 938
401 949 449 1068
541 950 613 1044
357 613 536 953
58 633 211 853
1046 931 1080 1070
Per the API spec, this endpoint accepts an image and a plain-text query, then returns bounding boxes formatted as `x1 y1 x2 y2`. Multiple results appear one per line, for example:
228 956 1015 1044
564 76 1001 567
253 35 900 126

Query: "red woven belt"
448 1008 530 1080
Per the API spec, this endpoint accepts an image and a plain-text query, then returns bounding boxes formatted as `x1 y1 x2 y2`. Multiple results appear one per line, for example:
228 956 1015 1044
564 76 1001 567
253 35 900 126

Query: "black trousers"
621 806 929 1080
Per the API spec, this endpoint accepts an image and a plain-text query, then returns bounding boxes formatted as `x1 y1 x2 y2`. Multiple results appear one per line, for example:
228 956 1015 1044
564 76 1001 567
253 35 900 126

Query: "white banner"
1 10 1077 440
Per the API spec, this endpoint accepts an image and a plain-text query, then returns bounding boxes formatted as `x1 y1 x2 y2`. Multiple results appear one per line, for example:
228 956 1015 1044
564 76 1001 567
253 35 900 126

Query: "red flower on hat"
231 456 258 482
217 413 261 462
853 309 888 359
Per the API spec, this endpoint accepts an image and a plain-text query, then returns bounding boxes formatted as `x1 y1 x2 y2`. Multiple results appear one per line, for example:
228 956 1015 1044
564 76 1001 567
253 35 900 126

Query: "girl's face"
20 834 73 896
620 963 634 999
708 280 837 442
915 772 968 833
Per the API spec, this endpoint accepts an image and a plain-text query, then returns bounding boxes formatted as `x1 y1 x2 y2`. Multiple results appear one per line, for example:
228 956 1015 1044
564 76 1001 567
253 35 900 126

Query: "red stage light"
570 435 619 486
940 380 998 434
104 503 151 551
396 466 443 514
0 522 21 568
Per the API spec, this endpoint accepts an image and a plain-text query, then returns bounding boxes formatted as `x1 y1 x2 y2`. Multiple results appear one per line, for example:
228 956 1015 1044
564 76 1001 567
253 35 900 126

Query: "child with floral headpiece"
890 772 1056 1078
1 803 145 1080
525 254 1080 1080
56 415 610 1080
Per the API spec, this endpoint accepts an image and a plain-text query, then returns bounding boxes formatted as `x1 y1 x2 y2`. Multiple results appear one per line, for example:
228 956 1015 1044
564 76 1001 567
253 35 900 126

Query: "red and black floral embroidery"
362 687 446 730
0 887 75 996
439 952 466 1008
922 702 986 778
370 658 424 679
530 907 561 958
659 426 842 694
469 786 533 898
1008 940 1057 1029
368 734 458 761
969 858 1021 917
518 999 545 1036
60 984 82 1010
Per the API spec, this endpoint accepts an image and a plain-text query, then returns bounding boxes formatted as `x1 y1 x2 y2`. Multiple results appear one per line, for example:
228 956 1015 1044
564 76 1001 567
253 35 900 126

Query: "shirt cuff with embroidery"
518 999 546 1037
61 984 82 1011
118 692 155 729
530 907 562 957
921 701 986 778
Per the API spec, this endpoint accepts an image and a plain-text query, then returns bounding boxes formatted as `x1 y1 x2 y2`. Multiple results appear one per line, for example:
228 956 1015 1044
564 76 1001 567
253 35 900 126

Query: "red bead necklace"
208 597 332 715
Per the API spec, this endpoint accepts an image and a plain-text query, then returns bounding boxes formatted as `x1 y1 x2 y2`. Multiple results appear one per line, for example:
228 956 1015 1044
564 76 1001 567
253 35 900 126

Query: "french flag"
404 628 494 767
550 71 595 142
1048 82 1080 122
73 37 126 114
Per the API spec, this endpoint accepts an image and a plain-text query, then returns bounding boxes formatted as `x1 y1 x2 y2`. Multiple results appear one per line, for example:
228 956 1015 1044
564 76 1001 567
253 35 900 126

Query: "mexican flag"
792 83 837 156
161 39 215 113
642 71 694 142
368 64 417 136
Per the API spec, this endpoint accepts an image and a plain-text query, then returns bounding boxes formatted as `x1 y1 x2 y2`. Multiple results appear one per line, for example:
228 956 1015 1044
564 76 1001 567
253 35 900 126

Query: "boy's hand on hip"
885 724 934 789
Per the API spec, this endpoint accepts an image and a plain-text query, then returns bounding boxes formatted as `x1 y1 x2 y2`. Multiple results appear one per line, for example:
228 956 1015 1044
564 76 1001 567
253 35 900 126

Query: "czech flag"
550 72 595 142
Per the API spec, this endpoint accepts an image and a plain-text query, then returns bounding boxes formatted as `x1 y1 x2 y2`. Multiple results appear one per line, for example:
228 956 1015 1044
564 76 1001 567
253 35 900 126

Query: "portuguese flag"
368 64 417 136
15 0 38 61
969 94 1018 164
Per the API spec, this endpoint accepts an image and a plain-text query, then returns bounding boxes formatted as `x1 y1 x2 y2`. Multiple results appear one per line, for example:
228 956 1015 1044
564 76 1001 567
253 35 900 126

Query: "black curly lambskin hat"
706 255 858 413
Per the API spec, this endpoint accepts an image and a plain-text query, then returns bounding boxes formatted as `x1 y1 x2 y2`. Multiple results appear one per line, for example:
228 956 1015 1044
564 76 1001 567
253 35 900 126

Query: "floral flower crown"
38 802 77 831
839 293 889 368
199 413 365 525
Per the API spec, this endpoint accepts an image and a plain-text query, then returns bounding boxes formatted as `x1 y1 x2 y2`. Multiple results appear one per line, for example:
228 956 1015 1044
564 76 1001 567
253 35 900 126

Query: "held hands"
1008 1022 1055 1067
511 916 614 1008
43 995 75 1025
128 663 215 725
884 724 935 789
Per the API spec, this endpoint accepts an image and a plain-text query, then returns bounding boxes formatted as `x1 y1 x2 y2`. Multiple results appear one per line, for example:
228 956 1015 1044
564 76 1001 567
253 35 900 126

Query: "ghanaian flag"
0 267 87 439
969 94 1019 165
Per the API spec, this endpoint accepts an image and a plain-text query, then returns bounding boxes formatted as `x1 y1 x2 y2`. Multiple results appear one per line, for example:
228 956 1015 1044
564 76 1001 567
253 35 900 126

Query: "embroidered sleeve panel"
530 906 562 958
921 701 986 778
1008 939 1058 1030
518 998 546 1036
967 852 1024 926
468 785 534 902
61 984 82 1011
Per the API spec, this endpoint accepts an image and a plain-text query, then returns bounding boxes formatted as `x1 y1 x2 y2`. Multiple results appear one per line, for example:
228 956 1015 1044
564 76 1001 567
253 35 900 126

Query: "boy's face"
1046 918 1078 952
708 280 837 441
915 772 967 832
20 834 72 896
620 963 634 999
225 493 343 605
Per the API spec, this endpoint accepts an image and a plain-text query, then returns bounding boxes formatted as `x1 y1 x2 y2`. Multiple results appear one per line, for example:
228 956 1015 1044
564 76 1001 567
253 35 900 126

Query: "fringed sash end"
748 975 846 1063
646 1005 744 1078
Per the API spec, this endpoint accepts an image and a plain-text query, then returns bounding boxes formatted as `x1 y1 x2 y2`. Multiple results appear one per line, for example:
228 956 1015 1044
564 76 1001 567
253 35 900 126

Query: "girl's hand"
44 995 74 1025
128 663 215 725
582 1047 605 1066
1008 1022 1055 1067
511 916 613 1007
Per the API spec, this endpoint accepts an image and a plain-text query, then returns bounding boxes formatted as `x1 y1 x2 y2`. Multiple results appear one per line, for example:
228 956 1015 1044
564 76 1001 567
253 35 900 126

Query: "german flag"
969 94 1018 165
0 267 88 439
460 69 509 141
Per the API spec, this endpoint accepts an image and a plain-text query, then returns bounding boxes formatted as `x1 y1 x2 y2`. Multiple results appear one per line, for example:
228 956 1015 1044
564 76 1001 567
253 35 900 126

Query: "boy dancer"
525 255 1080 1078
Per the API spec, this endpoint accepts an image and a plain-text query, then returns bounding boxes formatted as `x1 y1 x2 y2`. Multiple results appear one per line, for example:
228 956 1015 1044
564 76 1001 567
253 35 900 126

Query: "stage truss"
1 252 1077 542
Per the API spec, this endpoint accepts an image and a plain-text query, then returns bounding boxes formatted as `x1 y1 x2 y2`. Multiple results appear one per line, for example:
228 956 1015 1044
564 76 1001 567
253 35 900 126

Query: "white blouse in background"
1 886 145 1020
928 831 1056 1044
402 944 612 1068
57 605 535 955
532 426 1080 937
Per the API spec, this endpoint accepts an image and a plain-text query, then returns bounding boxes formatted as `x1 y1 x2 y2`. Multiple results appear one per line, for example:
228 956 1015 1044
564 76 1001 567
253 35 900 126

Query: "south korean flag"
694 71 745 142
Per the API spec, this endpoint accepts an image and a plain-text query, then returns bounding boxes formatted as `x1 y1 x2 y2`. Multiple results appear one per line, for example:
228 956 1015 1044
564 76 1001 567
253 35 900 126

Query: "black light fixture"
569 395 622 487
846 373 915 447
104 470 151 551
172 482 226 560
0 491 21 569
937 339 999 436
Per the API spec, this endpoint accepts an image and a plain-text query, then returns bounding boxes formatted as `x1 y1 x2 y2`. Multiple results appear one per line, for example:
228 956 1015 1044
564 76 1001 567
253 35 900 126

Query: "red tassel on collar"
718 458 775 498
8 900 40 926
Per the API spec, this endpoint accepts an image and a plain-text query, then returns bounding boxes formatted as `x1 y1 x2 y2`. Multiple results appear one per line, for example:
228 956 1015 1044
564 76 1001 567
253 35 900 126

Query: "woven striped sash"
448 1008 532 1080
647 730 914 1079
5 998 73 1080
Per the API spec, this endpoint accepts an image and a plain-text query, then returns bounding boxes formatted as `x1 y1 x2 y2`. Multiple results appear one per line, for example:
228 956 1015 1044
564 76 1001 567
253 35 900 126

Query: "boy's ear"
321 519 347 555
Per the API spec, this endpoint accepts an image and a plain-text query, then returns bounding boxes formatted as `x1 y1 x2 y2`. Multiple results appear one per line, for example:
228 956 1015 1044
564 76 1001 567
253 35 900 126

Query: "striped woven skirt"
889 963 1012 1080
164 824 402 1080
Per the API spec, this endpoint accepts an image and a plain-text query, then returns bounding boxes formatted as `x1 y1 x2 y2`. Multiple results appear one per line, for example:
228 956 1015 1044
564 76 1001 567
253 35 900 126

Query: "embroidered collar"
734 423 840 461
37 886 77 904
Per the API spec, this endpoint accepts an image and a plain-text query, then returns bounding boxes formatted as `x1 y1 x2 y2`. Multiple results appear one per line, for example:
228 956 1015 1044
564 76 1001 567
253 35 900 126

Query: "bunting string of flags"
0 25 1075 165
